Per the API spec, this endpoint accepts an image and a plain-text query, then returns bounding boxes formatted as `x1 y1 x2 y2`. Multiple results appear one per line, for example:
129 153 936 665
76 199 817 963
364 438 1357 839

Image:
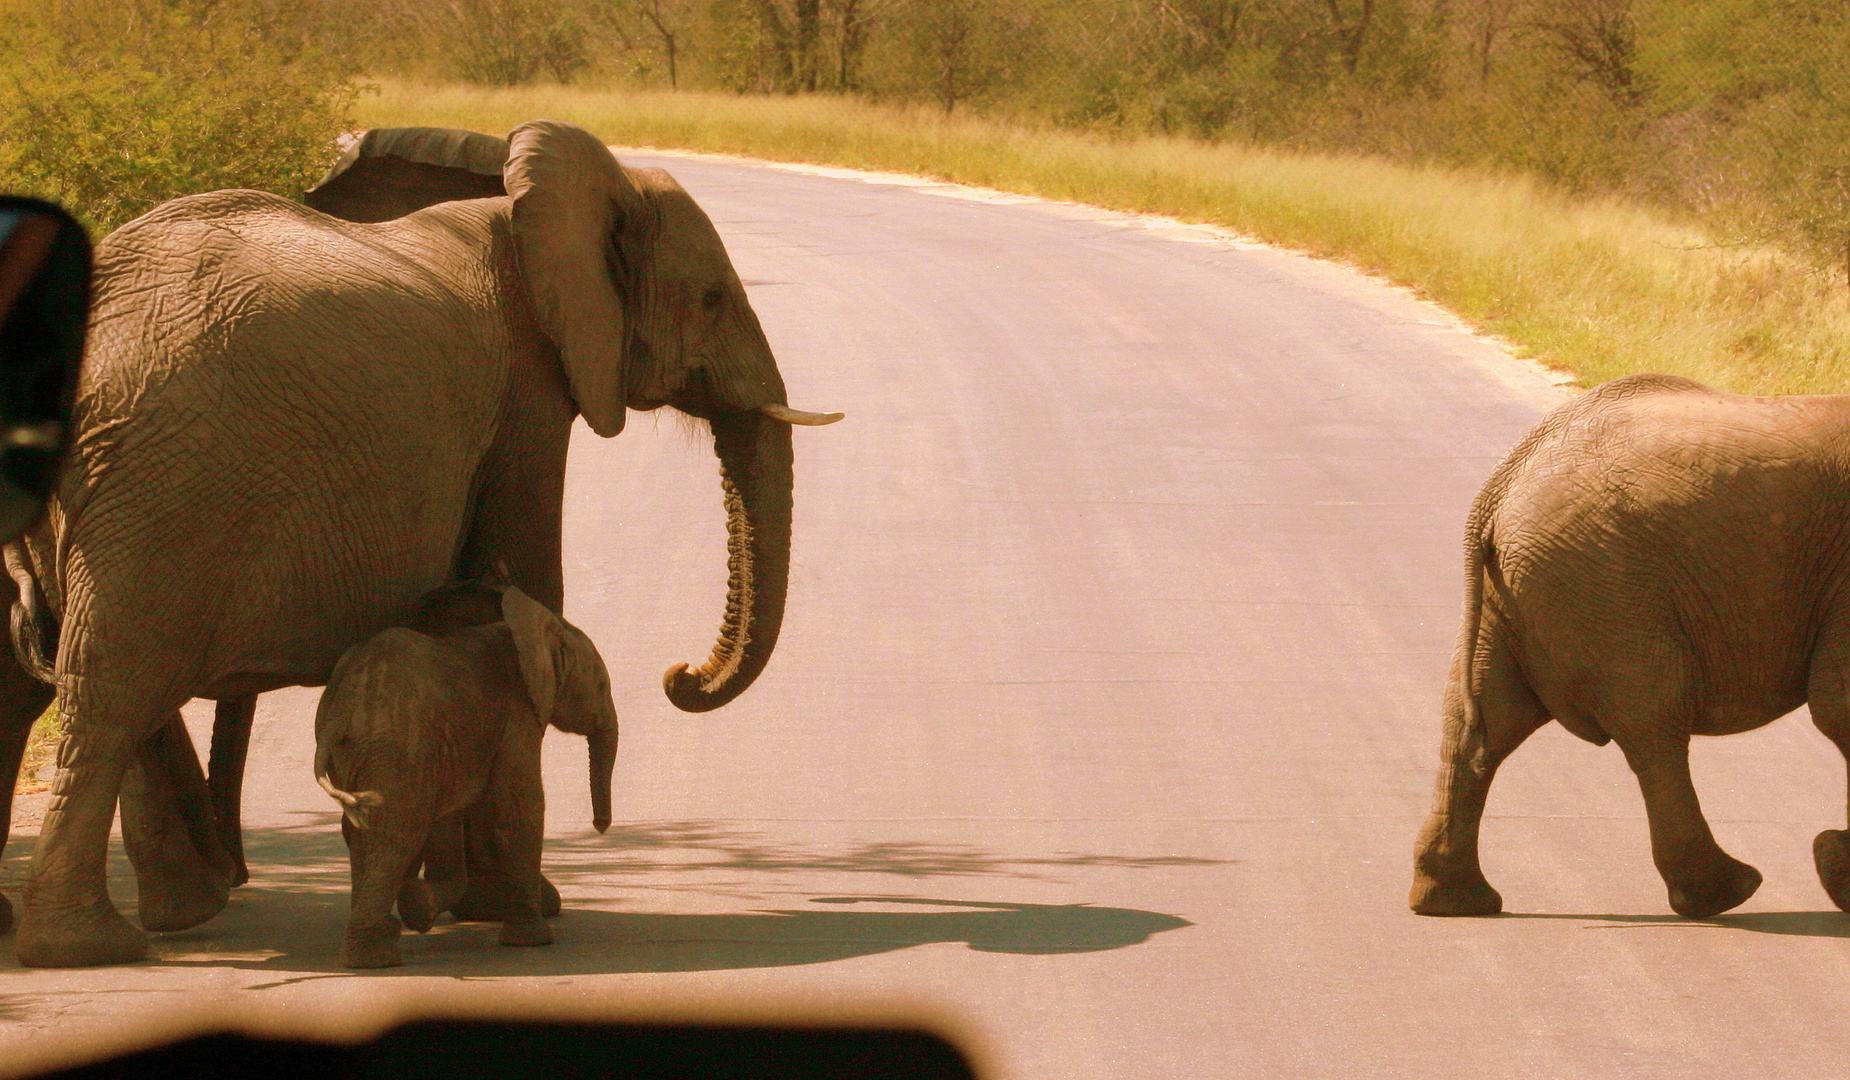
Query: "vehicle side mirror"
0 197 90 543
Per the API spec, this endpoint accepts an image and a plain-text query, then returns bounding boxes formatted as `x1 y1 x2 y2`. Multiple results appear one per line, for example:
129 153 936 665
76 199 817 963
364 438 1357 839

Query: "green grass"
355 79 1850 396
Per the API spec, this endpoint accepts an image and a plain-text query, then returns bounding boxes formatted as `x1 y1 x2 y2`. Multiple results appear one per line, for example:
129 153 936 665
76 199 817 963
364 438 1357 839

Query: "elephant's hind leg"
340 817 426 969
1412 610 1548 916
1621 736 1760 918
119 712 232 933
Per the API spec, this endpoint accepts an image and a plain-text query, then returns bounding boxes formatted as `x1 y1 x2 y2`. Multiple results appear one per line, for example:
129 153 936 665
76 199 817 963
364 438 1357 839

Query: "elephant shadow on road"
1498 911 1850 938
29 814 1204 979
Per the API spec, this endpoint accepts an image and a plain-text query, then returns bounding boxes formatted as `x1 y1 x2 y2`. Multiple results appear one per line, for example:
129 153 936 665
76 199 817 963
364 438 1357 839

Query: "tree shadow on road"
142 896 1193 982
0 814 1207 977
1495 911 1850 938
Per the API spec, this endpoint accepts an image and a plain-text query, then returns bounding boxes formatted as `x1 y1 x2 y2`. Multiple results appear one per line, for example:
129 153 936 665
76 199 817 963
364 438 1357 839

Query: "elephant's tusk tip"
759 403 844 426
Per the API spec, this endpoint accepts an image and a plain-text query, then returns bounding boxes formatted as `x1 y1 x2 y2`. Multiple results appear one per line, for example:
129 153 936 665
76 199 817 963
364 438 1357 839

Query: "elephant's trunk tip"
663 661 732 713
589 723 616 834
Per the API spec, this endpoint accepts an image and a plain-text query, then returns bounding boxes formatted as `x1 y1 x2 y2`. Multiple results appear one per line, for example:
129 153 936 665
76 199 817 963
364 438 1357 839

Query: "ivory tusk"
759 403 844 426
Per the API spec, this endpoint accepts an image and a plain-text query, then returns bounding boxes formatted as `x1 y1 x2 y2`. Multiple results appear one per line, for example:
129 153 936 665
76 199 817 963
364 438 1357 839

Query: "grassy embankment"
358 79 1850 397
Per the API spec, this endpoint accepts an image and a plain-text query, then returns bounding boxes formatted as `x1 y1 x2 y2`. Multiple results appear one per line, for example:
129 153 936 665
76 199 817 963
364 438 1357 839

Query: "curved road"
3 152 1846 1079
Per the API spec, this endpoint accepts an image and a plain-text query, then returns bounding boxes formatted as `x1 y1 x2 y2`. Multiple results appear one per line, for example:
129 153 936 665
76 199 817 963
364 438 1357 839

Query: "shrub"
0 0 357 235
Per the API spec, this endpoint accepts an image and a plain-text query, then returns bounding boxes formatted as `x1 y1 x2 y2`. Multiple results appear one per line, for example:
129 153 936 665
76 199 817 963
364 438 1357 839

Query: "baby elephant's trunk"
588 725 616 833
314 745 384 829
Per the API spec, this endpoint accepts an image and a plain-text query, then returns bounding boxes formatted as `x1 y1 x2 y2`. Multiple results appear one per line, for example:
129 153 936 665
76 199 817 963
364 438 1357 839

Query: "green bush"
0 0 357 235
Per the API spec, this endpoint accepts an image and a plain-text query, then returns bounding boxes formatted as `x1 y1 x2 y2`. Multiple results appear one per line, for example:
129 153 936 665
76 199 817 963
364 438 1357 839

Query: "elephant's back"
316 628 499 795
60 191 521 692
1486 375 1850 733
1491 375 1850 529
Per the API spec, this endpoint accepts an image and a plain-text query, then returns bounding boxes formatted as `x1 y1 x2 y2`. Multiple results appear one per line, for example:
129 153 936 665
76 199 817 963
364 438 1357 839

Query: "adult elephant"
0 120 840 968
1411 373 1850 920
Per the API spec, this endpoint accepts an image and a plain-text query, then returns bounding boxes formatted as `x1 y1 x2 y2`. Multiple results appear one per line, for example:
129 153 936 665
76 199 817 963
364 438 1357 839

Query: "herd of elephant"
0 114 1846 970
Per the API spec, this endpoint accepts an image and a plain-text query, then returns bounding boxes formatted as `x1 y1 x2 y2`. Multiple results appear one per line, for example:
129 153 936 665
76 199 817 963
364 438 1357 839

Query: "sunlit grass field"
357 79 1850 396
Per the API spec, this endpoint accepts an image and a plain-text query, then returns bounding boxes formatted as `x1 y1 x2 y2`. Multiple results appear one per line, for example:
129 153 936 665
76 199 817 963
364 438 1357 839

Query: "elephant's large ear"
501 586 559 721
303 127 508 223
503 119 635 438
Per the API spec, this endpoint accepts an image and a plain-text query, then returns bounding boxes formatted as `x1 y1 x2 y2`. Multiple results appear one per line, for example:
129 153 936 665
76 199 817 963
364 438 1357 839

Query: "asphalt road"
4 151 1849 1078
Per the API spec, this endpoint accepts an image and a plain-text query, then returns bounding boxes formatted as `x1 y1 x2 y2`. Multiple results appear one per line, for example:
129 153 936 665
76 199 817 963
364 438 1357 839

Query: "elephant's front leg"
480 735 551 948
403 812 468 933
1623 738 1761 918
207 697 255 887
452 428 569 918
1805 624 1850 909
17 679 152 967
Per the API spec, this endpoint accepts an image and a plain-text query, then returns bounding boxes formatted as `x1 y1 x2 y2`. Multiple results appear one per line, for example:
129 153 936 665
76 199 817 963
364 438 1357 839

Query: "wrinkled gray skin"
1413 373 1850 920
1 120 822 967
317 584 618 969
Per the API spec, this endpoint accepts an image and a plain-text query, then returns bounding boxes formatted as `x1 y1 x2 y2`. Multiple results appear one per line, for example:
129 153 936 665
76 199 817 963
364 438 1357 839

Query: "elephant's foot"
340 919 404 969
426 874 467 917
16 892 148 967
0 892 13 936
1410 869 1503 916
397 879 438 934
1666 855 1762 919
499 916 552 947
135 867 229 933
1814 830 1850 911
452 874 561 921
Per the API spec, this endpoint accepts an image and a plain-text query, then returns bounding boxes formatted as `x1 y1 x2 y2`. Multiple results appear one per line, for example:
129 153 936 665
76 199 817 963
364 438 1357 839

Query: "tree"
631 0 696 86
1325 0 1376 74
1462 0 1523 83
882 0 1019 114
1527 0 1642 105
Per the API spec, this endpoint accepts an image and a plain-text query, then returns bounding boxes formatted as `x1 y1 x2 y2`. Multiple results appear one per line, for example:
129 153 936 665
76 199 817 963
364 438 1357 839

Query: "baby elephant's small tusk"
759 403 844 426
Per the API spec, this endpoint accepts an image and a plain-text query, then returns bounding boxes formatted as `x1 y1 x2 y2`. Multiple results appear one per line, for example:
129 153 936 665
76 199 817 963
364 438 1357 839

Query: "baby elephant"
1414 373 1850 920
315 584 618 968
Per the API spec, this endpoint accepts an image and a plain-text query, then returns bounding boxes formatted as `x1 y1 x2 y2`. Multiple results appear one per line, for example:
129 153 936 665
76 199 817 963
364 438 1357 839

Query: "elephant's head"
305 122 841 714
502 586 618 833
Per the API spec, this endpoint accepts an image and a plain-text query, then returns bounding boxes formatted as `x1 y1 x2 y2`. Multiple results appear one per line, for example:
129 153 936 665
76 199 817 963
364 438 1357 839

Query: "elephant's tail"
1459 526 1491 738
3 541 55 684
1458 480 1518 740
315 744 384 829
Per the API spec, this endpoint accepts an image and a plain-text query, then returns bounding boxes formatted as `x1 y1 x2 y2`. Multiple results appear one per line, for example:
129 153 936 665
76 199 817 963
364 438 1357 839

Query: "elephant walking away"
1412 373 1850 920
2 120 841 967
316 582 618 968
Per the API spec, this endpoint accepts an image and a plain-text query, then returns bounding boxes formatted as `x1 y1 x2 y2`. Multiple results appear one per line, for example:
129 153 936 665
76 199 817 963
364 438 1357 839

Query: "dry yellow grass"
356 79 1850 395
15 705 59 796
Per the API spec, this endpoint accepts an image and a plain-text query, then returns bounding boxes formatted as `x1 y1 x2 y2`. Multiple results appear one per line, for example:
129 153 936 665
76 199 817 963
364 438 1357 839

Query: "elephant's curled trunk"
664 411 792 713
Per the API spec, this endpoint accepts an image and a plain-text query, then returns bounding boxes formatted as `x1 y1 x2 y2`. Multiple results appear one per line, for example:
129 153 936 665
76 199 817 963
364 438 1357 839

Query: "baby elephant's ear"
501 587 558 720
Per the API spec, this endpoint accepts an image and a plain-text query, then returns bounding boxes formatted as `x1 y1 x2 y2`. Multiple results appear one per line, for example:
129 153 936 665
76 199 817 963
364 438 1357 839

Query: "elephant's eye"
702 286 724 308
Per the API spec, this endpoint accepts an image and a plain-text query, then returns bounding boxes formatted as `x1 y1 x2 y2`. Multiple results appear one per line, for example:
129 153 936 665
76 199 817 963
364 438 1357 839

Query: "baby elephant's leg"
478 740 551 948
341 816 428 968
402 814 468 932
